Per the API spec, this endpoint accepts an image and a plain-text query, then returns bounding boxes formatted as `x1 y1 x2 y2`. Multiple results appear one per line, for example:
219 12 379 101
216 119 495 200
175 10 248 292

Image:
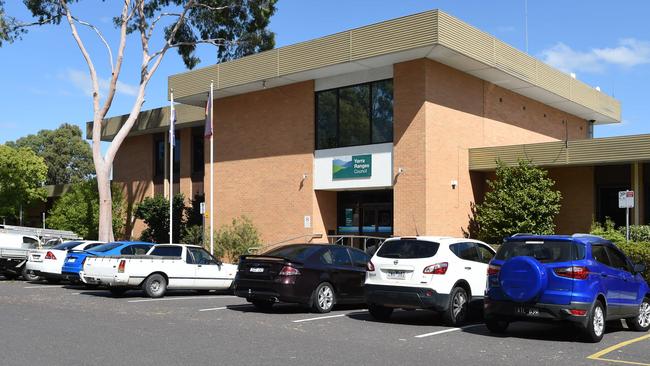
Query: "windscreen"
150 246 182 257
52 241 84 250
495 240 585 263
89 242 122 253
376 240 440 259
263 245 321 262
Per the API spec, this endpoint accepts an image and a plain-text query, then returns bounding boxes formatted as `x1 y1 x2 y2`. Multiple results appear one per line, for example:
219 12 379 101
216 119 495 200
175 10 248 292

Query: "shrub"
590 219 650 282
617 241 650 283
212 216 261 262
182 225 204 245
619 225 650 242
471 160 562 244
135 194 186 243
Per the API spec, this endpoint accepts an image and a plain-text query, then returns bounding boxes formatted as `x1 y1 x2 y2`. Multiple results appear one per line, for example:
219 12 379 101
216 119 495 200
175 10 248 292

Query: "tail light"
569 309 587 316
423 262 448 275
487 264 501 276
367 261 375 272
117 260 126 273
554 266 589 280
279 266 300 276
44 251 57 260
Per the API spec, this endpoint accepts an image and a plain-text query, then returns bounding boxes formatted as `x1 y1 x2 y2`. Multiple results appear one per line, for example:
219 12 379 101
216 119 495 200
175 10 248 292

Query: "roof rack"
0 225 81 241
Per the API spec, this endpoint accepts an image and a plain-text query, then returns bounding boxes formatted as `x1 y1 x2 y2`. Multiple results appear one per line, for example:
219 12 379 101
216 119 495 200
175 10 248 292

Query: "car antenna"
412 215 420 236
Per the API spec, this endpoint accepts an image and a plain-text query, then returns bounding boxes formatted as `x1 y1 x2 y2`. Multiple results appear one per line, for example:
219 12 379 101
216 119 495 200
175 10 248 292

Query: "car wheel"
626 297 650 332
368 304 393 321
311 282 336 313
109 288 128 297
442 287 469 326
584 300 606 343
142 274 167 298
2 272 17 281
251 300 274 311
485 318 510 333
45 278 61 284
22 267 40 282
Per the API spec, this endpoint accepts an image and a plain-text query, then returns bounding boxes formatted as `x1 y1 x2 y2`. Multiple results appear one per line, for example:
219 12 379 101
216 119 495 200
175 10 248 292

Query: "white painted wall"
313 143 393 190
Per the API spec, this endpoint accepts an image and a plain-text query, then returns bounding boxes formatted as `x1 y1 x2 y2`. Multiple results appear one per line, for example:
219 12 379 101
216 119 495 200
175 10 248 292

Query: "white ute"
80 244 237 298
364 236 495 326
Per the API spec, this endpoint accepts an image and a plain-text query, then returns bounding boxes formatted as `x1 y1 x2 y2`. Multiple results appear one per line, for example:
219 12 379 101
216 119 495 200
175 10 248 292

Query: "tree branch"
70 16 114 71
190 3 237 11
146 12 181 41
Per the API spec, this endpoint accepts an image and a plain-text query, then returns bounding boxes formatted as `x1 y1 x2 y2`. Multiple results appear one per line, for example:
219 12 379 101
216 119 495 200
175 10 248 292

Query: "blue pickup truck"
61 241 154 282
484 234 649 342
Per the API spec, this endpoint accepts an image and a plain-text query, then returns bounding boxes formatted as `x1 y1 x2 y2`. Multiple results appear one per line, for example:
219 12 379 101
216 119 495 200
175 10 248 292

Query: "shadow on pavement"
461 320 630 343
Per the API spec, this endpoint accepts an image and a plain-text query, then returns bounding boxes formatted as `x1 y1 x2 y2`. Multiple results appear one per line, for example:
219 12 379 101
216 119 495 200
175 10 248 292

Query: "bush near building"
134 194 186 243
591 219 650 282
213 216 261 263
471 160 562 244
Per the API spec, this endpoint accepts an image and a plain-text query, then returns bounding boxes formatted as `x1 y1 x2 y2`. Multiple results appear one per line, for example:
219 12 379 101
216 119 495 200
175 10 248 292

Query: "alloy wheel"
318 286 333 311
593 306 605 337
639 302 650 328
452 291 467 319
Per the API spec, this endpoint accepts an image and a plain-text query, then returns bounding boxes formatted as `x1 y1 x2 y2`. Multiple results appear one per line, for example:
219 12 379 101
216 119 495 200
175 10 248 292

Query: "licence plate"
386 270 405 280
249 267 264 273
67 258 76 263
516 307 540 316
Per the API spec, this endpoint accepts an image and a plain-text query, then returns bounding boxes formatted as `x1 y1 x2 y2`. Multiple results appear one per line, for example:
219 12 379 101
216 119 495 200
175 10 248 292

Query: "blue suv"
484 234 649 342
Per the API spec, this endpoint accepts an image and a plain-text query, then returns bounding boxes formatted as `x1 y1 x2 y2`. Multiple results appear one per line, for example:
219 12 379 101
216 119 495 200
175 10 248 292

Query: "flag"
204 87 213 138
169 95 176 146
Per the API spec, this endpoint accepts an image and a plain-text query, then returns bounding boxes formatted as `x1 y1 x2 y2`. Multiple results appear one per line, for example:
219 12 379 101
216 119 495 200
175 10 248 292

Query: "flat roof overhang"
168 9 620 125
469 134 650 171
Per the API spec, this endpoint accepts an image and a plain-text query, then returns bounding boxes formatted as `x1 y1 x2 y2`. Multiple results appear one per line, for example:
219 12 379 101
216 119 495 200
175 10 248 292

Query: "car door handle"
464 267 472 270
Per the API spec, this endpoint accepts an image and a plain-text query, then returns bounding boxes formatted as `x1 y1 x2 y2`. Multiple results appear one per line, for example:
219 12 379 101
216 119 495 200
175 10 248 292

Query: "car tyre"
196 290 211 295
442 287 469 326
626 297 650 332
142 274 167 298
311 282 336 313
368 304 393 321
22 267 40 282
109 287 128 297
485 318 510 333
584 300 606 343
251 300 274 311
2 272 17 281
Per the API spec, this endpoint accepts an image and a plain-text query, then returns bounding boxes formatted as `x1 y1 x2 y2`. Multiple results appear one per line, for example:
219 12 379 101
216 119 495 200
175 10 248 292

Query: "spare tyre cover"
499 256 548 302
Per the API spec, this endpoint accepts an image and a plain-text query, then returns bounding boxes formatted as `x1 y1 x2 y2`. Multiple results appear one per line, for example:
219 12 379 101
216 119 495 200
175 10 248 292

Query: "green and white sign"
332 154 372 179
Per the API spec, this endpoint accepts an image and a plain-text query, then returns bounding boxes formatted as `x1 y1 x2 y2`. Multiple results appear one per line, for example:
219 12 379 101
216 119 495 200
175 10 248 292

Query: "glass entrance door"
337 190 393 237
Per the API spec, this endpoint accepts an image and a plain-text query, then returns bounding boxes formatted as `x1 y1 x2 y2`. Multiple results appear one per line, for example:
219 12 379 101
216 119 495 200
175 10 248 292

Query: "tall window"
316 79 393 150
192 127 204 175
153 133 180 179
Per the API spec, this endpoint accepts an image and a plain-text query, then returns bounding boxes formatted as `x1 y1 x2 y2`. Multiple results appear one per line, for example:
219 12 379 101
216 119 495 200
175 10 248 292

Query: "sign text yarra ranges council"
332 154 372 179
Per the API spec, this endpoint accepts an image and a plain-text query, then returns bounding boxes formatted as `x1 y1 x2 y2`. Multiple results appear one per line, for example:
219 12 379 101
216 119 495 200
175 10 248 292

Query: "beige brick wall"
549 166 595 234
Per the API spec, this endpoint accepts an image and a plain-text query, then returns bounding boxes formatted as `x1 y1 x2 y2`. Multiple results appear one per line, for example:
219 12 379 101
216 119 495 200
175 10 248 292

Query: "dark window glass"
188 247 217 265
172 134 180 176
339 85 370 147
496 241 584 262
90 242 122 253
120 246 135 255
150 246 182 257
371 80 393 143
377 240 440 259
450 242 480 262
23 237 39 246
264 245 321 262
316 90 337 149
348 248 369 268
84 243 103 250
132 245 151 255
192 129 204 174
52 241 83 250
331 246 352 266
320 249 334 265
154 135 165 178
477 244 495 264
592 245 611 266
606 247 632 272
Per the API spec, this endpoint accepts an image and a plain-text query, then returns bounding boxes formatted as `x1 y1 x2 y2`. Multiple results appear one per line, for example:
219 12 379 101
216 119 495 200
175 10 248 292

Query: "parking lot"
1 278 648 366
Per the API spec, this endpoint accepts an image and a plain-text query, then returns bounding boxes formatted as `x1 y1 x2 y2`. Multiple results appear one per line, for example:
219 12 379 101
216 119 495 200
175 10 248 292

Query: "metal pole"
42 212 45 229
626 206 630 243
209 81 215 255
169 90 175 244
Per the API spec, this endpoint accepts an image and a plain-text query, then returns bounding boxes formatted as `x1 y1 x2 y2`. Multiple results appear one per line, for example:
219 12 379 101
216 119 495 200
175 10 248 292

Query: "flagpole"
169 89 174 244
209 81 214 255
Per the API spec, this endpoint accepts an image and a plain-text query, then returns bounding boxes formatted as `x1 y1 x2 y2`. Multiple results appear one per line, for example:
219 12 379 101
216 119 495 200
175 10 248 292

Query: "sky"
0 0 649 144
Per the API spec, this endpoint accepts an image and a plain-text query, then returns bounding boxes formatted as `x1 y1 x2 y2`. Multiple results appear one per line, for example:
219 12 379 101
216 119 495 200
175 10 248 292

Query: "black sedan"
234 244 370 313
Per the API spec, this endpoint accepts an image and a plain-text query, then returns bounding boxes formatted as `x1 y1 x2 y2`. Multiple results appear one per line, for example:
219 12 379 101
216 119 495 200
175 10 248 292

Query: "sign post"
618 190 635 243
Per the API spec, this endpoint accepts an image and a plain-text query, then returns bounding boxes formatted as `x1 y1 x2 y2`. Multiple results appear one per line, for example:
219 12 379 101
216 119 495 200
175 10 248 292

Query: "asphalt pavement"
0 278 648 366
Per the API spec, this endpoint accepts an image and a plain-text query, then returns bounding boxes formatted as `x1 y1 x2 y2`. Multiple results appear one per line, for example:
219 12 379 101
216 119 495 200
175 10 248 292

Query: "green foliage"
620 225 650 242
213 216 261 262
590 219 650 282
182 225 204 245
617 241 650 283
7 123 94 185
0 144 47 218
590 219 626 244
47 180 125 240
135 194 186 243
471 160 562 244
185 194 204 227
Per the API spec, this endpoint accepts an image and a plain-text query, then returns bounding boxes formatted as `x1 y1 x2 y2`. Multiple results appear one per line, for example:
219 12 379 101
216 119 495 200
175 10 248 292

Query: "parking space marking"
198 304 251 312
414 324 484 338
587 334 650 366
127 295 237 303
199 307 228 312
23 285 64 289
292 311 367 323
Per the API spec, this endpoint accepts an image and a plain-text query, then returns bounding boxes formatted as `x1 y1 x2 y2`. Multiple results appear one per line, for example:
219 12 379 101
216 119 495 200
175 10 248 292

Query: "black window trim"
315 78 393 150
191 127 205 177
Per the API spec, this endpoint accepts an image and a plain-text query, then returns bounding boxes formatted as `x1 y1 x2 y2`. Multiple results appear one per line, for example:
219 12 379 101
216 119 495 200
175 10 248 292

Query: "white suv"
365 236 495 326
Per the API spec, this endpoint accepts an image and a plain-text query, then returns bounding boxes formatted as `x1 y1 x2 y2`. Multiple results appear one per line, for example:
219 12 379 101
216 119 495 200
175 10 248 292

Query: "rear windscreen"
495 241 585 262
52 241 83 250
263 245 321 262
376 240 440 259
90 242 122 253
150 246 182 257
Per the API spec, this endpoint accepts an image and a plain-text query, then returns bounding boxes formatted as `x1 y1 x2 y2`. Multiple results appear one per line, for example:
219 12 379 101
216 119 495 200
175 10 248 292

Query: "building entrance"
337 190 393 237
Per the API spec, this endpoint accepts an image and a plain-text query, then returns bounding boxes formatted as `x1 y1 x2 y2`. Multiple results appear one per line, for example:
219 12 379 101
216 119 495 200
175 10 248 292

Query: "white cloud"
62 69 139 97
541 38 650 74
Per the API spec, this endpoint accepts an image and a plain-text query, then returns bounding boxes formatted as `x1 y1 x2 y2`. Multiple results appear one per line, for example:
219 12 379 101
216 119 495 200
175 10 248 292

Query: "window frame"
191 127 205 176
315 78 393 150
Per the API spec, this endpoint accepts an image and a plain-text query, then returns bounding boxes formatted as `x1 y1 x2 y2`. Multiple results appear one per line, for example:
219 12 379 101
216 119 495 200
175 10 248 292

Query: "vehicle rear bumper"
484 298 592 327
234 278 310 304
365 284 450 311
80 271 130 286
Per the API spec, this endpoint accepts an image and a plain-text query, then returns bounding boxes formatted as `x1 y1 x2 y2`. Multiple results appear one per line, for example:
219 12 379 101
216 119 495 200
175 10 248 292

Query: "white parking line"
127 295 237 303
414 324 484 338
198 304 251 312
23 285 64 289
292 311 367 323
199 307 228 312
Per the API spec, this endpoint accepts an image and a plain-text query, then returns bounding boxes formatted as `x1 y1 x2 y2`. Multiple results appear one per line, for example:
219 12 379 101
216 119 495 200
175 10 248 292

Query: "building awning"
469 134 650 171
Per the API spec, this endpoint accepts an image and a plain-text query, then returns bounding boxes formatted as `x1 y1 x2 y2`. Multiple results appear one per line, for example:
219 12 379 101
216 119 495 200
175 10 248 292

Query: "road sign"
200 202 206 214
618 190 634 209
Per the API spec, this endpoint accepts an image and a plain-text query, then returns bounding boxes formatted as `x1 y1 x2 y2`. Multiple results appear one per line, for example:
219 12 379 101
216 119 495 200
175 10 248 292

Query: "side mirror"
634 263 646 274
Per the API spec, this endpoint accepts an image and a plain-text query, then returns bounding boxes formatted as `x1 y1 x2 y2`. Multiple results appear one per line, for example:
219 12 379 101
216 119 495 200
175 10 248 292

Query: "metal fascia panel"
437 11 494 66
279 32 350 75
218 49 279 89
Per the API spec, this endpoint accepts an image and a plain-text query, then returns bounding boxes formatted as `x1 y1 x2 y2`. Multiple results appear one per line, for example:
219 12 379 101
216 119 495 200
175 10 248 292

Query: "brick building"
94 10 650 246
